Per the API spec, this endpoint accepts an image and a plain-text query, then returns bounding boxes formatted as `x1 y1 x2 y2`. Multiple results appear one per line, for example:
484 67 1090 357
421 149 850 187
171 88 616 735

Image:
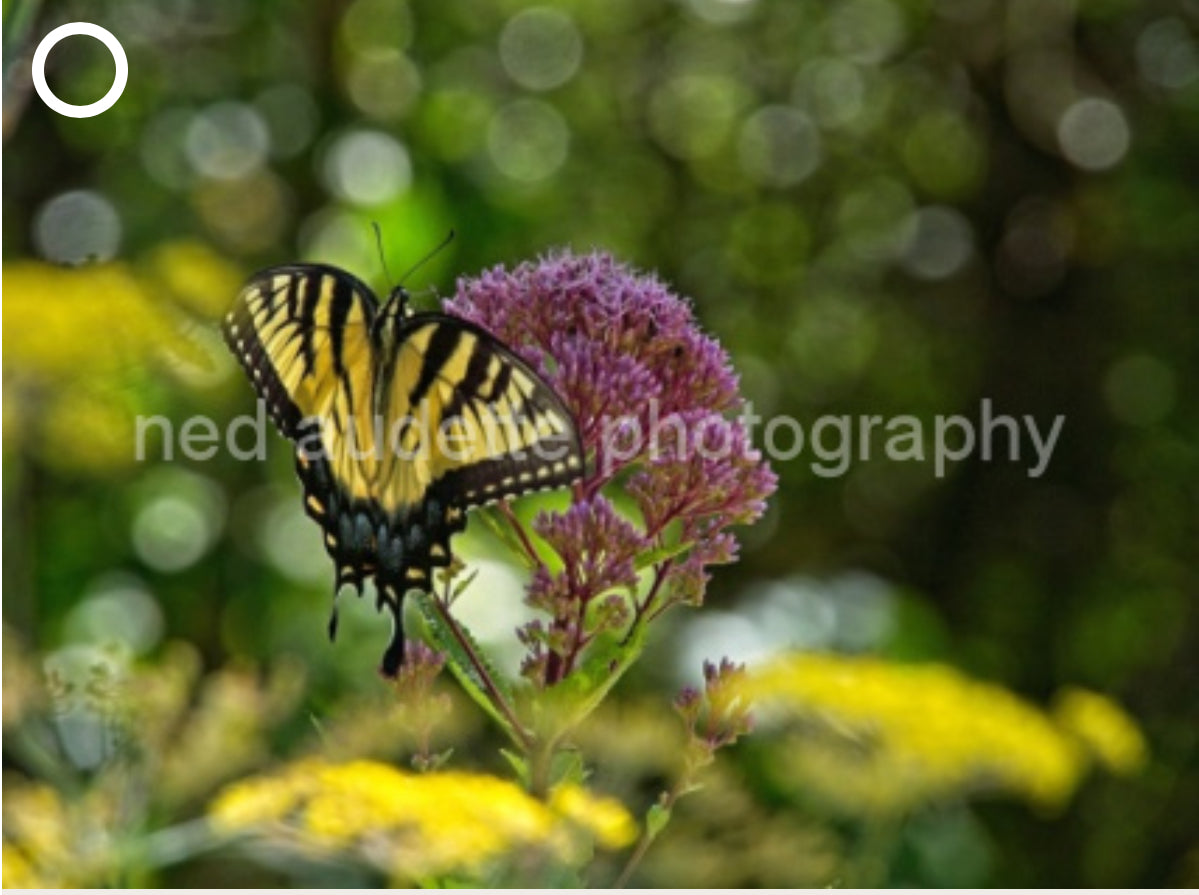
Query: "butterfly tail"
375 578 409 678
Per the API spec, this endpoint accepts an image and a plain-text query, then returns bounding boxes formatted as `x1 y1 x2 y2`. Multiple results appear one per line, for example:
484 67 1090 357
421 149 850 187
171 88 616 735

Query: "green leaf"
550 745 587 788
449 567 479 604
634 539 691 572
500 748 530 787
476 508 533 565
540 627 648 735
570 631 632 692
646 802 672 840
412 593 521 744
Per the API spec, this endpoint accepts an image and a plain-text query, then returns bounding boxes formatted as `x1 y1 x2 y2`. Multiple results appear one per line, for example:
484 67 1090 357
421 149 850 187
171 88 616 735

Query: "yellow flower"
1 781 117 887
743 653 1086 816
1053 686 1147 774
210 759 636 883
3 261 172 379
550 783 639 849
2 842 45 889
2 245 240 472
2 785 74 875
145 240 244 318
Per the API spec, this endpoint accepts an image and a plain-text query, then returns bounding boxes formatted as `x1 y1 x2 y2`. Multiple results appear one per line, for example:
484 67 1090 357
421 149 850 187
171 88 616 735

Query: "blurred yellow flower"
1 781 117 887
145 240 244 319
743 653 1092 816
2 786 73 881
209 759 636 883
1053 686 1148 774
550 783 639 850
2 842 43 888
1 643 345 886
3 261 180 380
2 243 241 472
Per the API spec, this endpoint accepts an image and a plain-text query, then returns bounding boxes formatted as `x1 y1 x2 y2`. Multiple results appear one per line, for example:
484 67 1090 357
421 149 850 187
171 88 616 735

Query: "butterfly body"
222 264 583 676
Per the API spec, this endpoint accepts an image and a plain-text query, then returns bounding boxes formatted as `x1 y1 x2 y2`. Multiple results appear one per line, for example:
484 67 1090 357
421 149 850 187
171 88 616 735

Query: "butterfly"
221 262 583 677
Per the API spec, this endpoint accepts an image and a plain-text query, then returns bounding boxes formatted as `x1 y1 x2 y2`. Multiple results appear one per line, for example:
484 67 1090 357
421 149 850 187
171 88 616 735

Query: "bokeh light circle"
737 105 822 186
499 7 583 91
1136 18 1199 90
486 99 570 182
64 574 164 654
186 102 270 180
33 189 122 264
1057 98 1130 172
795 58 865 129
322 130 412 205
1103 354 1176 426
649 75 744 160
131 470 226 573
900 205 974 280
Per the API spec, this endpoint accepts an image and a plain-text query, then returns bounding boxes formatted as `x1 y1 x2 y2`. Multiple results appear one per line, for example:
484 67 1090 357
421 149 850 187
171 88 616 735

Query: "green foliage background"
3 0 1197 886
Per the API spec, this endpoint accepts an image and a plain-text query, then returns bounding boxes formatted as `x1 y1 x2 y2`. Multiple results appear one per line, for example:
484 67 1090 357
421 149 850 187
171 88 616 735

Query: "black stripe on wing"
394 313 586 511
220 264 379 439
224 296 305 436
407 323 464 410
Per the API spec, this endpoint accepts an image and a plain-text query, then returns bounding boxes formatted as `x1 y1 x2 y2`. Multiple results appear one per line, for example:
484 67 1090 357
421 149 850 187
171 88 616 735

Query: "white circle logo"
32 22 128 119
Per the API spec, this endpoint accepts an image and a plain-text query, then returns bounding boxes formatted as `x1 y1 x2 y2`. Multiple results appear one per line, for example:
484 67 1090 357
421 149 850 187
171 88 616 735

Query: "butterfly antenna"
372 221 396 290
399 229 456 286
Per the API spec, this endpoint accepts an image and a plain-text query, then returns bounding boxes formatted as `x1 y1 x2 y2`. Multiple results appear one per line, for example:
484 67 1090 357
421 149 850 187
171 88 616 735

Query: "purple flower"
446 251 777 685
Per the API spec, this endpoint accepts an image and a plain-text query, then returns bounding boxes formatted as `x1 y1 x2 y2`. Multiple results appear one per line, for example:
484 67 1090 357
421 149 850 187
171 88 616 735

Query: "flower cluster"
42 641 306 808
209 759 636 884
741 652 1148 817
2 783 116 888
675 659 754 766
446 251 777 685
386 640 455 770
1 636 309 888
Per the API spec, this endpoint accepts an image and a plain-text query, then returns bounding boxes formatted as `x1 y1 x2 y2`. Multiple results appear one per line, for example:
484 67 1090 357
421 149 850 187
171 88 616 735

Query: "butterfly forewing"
375 315 583 517
223 266 384 587
224 266 374 436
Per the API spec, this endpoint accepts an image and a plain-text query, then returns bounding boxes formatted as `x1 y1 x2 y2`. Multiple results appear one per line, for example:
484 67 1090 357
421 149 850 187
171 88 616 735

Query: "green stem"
428 593 534 751
8 726 72 785
527 733 558 799
140 819 219 868
622 560 671 647
498 501 542 568
613 790 678 888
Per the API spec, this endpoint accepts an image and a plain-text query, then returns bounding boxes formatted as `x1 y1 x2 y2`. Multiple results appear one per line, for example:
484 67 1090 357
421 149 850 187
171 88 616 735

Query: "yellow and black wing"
221 264 384 593
377 315 583 515
367 314 584 670
223 264 585 677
